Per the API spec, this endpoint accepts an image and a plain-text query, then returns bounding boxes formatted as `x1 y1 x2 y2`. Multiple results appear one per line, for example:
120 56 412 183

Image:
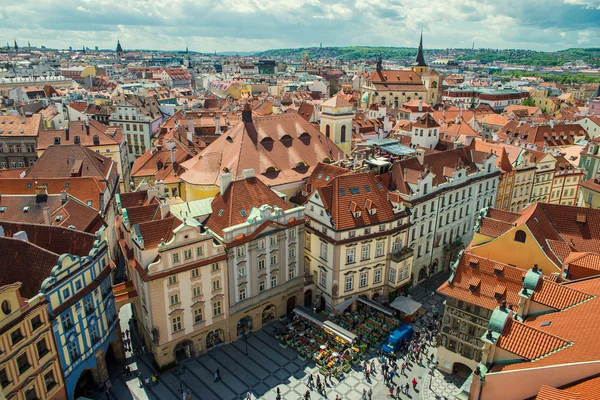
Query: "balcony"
444 239 463 252
389 247 414 263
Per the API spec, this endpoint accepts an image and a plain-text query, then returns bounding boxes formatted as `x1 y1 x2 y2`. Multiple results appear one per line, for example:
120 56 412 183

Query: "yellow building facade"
0 285 67 400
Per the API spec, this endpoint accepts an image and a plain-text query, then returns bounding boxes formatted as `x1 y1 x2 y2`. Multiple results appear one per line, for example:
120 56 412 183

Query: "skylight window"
540 321 552 327
365 186 371 192
218 209 224 216
317 173 323 180
240 210 247 217
376 183 383 190
325 175 330 182
339 189 346 196
349 187 360 194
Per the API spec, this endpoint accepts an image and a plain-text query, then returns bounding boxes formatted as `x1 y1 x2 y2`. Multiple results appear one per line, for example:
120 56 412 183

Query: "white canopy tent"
389 296 422 315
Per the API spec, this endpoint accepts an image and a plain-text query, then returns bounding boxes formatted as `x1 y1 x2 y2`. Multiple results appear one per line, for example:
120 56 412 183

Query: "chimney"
43 207 52 225
455 115 460 124
13 231 28 242
147 187 159 202
415 148 425 165
242 103 252 123
85 118 90 135
60 190 68 204
215 114 221 134
171 147 177 165
242 168 255 180
187 118 194 143
159 203 170 219
65 127 69 141
418 100 423 112
219 172 233 195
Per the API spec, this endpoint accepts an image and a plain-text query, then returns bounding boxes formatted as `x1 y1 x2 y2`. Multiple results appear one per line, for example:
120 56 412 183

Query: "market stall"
390 296 423 322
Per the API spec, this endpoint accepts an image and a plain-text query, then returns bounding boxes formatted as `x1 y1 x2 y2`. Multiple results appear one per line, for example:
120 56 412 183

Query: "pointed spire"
13 39 18 52
415 30 427 67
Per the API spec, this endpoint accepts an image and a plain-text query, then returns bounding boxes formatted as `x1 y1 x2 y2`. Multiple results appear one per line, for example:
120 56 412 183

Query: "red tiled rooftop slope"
496 317 571 361
206 177 291 238
437 252 526 311
531 279 593 311
536 375 600 400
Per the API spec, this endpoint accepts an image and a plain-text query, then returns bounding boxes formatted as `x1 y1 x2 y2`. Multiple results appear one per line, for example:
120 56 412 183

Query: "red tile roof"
26 145 114 180
206 176 291 238
531 279 593 310
180 113 344 188
437 252 526 311
0 113 42 137
38 119 122 150
493 276 600 373
136 216 182 249
536 375 600 400
292 162 350 204
315 172 402 231
496 317 571 360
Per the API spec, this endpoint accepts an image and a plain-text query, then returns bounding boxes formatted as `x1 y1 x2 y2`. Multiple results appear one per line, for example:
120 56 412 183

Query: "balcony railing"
389 247 414 263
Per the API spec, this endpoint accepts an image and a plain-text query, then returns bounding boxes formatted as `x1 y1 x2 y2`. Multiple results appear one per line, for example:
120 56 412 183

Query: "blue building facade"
41 229 121 400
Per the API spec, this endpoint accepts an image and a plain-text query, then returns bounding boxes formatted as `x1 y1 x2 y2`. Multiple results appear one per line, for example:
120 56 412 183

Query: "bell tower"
411 31 429 76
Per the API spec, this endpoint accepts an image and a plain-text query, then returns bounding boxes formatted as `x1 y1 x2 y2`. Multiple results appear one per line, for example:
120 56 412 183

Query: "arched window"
325 124 331 138
340 125 346 143
514 230 526 243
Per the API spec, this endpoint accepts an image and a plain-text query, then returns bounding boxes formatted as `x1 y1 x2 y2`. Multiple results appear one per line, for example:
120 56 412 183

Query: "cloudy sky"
0 0 599 52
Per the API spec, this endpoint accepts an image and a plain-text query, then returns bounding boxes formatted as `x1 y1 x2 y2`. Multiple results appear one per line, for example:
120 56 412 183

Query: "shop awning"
323 321 357 343
294 306 325 327
357 296 394 316
390 296 422 315
334 295 357 312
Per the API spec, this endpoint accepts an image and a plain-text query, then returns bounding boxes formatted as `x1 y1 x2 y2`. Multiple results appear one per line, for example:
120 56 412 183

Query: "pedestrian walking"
308 373 313 388
404 383 409 395
396 385 401 398
389 370 395 382
412 378 418 390
214 370 219 382
389 387 394 397
305 389 311 399
126 328 130 338
245 392 252 400
368 388 372 400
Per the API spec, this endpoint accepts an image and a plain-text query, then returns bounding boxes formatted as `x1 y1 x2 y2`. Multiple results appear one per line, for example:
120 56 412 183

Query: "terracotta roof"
388 147 491 195
563 252 600 280
493 276 600 373
126 204 161 225
0 237 59 298
206 176 291 238
136 216 182 249
69 102 88 113
366 70 422 84
536 376 600 400
180 113 344 188
437 252 526 311
531 278 594 310
0 177 105 209
0 220 96 255
292 162 350 204
412 113 440 129
297 102 316 122
38 119 122 150
119 190 152 209
479 217 514 237
496 317 571 360
480 114 508 126
321 95 352 108
0 113 42 137
26 145 114 180
316 172 404 231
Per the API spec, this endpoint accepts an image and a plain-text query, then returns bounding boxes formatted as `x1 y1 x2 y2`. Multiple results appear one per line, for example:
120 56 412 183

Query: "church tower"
116 40 124 59
411 31 429 76
320 94 354 157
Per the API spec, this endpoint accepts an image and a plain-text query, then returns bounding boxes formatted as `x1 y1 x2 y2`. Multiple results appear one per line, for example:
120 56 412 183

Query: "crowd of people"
302 311 442 399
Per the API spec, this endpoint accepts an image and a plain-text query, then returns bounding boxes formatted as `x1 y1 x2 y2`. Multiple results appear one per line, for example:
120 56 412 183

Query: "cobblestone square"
104 274 465 400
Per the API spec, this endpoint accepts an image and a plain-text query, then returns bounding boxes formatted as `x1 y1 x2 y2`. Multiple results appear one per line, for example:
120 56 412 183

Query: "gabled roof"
496 317 571 360
26 145 114 180
292 162 350 205
206 176 291 238
413 113 440 129
437 252 526 311
531 278 594 310
136 216 182 249
314 172 402 231
38 119 122 150
536 375 600 400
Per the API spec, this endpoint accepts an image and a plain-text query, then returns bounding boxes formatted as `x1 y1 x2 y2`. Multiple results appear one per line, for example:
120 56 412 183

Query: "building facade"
303 172 412 311
0 284 67 400
40 229 122 400
0 113 43 169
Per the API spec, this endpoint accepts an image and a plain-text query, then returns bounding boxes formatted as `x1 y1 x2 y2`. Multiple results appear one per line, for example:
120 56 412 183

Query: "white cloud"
0 0 598 51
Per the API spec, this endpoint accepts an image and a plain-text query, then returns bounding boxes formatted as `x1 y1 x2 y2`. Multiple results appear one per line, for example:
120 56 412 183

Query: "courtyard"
106 275 466 400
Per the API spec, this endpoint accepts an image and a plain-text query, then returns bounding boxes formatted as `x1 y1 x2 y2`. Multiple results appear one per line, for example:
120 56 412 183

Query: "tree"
521 97 536 107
